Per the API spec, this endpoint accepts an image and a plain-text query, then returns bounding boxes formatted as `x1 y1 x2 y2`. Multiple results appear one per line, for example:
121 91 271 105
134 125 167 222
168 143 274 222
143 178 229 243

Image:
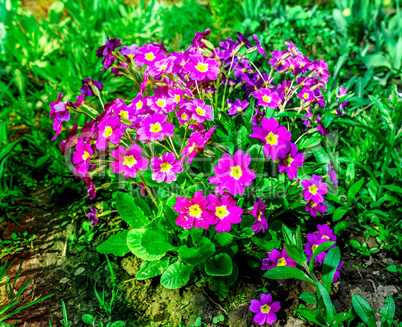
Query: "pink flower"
253 88 280 109
209 150 256 196
204 193 243 233
173 191 209 230
298 87 315 102
150 152 183 184
184 54 220 81
301 174 328 203
110 144 149 178
249 293 281 326
137 113 175 142
185 99 214 123
251 197 268 233
72 139 92 177
278 143 305 180
96 116 126 150
305 200 328 217
250 117 291 161
134 44 166 67
181 126 216 164
148 56 176 79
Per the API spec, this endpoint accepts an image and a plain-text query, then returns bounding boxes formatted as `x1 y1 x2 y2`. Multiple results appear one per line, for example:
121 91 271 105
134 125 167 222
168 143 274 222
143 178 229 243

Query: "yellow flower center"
103 126 113 137
309 184 318 195
277 257 287 266
303 93 310 100
150 122 162 133
181 113 188 121
265 132 278 146
322 235 330 240
123 155 137 168
136 101 143 110
189 204 202 218
128 54 135 60
180 60 186 67
312 244 318 253
160 162 172 172
310 201 317 208
196 107 205 116
283 154 294 167
262 95 271 103
159 64 168 71
119 110 129 119
156 99 166 108
145 52 156 61
215 205 229 220
230 166 243 180
260 304 271 314
174 94 181 103
292 48 297 55
195 62 208 73
82 151 91 160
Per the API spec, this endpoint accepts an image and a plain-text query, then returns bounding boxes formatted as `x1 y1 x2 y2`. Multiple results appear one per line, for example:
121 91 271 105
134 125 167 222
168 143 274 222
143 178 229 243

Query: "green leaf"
113 192 148 229
140 230 174 256
284 243 308 266
334 221 356 235
308 242 336 273
361 52 392 70
213 232 234 247
96 230 129 257
299 292 317 304
349 240 361 249
352 294 376 327
297 135 322 150
178 238 215 266
82 314 95 324
264 266 314 284
204 253 233 277
127 229 164 261
331 312 350 325
347 178 365 205
316 283 336 321
296 305 325 326
381 296 395 327
322 247 341 293
382 184 402 194
136 258 170 280
332 206 352 222
160 262 192 289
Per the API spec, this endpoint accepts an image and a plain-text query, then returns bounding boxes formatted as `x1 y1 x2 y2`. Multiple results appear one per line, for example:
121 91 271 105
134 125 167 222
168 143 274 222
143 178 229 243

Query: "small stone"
74 267 85 276
60 277 69 284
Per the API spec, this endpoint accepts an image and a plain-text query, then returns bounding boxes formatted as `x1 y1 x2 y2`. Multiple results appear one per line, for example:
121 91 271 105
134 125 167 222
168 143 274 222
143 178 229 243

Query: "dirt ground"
1 185 401 327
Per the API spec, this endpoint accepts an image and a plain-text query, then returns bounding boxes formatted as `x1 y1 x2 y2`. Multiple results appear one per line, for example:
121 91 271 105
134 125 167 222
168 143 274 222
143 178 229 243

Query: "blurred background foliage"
0 0 401 220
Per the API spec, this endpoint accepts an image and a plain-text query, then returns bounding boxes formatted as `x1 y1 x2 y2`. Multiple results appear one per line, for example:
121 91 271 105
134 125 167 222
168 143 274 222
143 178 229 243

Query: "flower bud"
245 46 257 54
201 39 215 50
342 8 351 17
201 48 213 57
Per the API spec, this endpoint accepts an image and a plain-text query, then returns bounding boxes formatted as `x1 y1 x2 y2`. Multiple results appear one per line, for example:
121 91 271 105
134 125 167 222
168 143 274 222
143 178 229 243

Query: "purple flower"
236 32 253 49
250 117 291 161
148 56 176 79
205 193 243 233
298 87 315 102
120 44 139 61
96 37 121 70
49 92 70 140
301 174 328 204
185 99 214 123
252 34 266 59
253 88 280 109
337 86 348 114
333 263 342 282
148 95 176 114
285 40 302 58
317 224 336 242
262 248 297 270
209 150 256 196
80 77 103 97
60 124 78 155
327 164 338 185
72 139 92 177
135 44 166 67
96 116 126 150
83 177 96 200
174 191 209 230
269 50 288 71
316 114 329 135
150 152 183 184
227 99 249 117
252 108 266 126
305 200 328 217
87 207 98 226
249 293 281 326
189 28 211 52
278 143 305 180
137 113 175 142
110 144 149 178
181 126 216 164
184 54 220 81
251 197 268 233
305 232 327 265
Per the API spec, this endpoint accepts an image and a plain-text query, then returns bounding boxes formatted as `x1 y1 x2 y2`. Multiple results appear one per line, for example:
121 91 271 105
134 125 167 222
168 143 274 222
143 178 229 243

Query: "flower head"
120 44 139 61
252 34 266 59
317 224 336 242
96 116 126 150
185 99 214 123
205 193 243 233
209 150 256 196
184 54 220 81
87 207 99 226
251 197 268 233
96 37 121 70
137 113 175 142
253 88 280 109
150 152 183 184
135 44 166 67
327 164 338 185
261 248 297 270
250 117 291 161
49 92 70 140
72 139 92 177
174 191 209 230
301 174 328 203
181 126 216 164
278 143 305 180
111 144 149 178
249 293 281 326
227 99 249 117
80 77 103 97
305 200 328 217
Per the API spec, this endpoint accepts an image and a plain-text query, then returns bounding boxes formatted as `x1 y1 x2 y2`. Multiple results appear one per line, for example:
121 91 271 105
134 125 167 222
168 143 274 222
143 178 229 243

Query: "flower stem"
184 167 196 185
137 171 159 209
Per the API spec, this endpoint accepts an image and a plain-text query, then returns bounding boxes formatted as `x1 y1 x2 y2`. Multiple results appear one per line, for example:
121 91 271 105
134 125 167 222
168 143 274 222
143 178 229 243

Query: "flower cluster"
302 174 328 217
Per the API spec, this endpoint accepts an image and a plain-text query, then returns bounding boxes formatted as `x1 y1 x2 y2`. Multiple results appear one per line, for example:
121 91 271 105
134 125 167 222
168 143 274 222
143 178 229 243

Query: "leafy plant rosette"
50 30 347 298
